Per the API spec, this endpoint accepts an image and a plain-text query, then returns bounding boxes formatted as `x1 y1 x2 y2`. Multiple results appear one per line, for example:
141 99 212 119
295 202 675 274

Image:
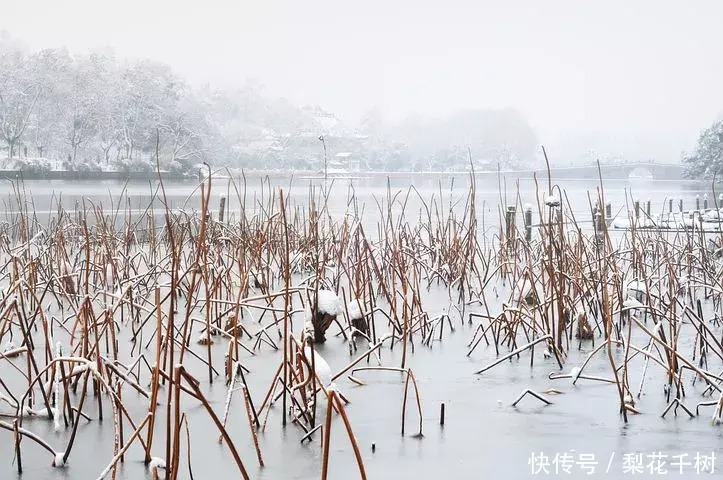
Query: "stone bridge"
354 162 686 181
536 162 684 180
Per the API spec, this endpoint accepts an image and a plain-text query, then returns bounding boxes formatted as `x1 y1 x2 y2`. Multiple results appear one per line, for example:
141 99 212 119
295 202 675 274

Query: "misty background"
2 0 723 173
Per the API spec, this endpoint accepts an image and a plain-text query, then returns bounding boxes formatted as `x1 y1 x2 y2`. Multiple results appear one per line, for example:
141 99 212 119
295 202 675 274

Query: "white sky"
3 0 723 160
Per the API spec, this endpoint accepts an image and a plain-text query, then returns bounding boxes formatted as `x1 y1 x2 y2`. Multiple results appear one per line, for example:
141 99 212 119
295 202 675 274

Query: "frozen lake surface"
1 173 721 480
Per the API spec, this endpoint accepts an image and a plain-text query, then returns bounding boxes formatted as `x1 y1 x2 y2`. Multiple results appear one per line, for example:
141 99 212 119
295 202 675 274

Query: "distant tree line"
0 36 228 173
1 33 540 174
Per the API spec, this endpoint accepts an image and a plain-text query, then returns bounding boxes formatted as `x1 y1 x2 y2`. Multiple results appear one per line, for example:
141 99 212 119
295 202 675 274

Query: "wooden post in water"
605 202 612 219
696 195 700 211
218 194 227 222
592 203 598 229
646 200 651 217
505 205 517 246
594 210 604 245
524 206 533 242
719 193 723 206
669 198 673 213
634 200 640 219
704 193 708 210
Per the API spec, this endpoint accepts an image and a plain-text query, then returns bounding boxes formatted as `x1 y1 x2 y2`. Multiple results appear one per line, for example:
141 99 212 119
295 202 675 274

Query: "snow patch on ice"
303 345 332 387
301 305 315 341
149 456 166 470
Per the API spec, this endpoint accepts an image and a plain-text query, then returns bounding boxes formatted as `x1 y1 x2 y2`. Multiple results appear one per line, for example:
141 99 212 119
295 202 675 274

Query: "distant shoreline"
0 164 693 182
0 170 191 181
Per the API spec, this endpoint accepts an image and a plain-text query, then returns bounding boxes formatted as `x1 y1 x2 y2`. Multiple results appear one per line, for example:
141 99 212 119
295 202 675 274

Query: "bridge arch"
627 166 653 180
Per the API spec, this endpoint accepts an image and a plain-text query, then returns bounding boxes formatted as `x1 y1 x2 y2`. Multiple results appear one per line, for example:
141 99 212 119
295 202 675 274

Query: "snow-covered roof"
298 105 353 137
335 152 352 158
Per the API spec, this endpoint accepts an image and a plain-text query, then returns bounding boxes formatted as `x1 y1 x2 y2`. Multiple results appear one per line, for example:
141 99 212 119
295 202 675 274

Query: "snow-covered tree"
683 120 723 179
25 49 71 158
59 53 106 163
0 49 42 160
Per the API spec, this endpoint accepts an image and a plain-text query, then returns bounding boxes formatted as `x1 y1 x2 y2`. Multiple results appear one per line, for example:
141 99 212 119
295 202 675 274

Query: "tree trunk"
103 145 112 164
71 128 79 164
